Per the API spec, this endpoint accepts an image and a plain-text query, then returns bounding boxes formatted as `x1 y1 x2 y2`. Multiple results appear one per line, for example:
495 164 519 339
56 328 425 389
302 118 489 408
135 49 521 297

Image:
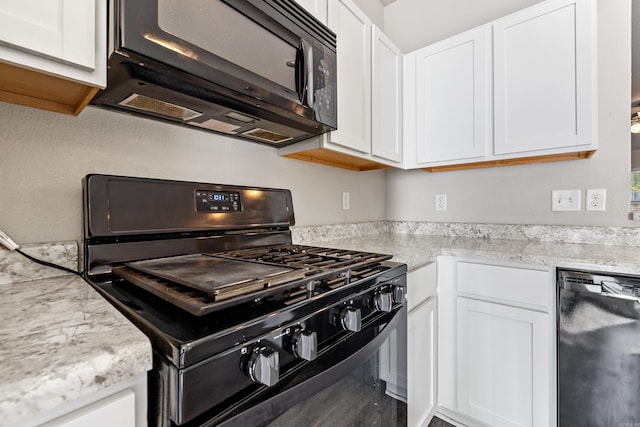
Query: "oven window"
268 343 407 426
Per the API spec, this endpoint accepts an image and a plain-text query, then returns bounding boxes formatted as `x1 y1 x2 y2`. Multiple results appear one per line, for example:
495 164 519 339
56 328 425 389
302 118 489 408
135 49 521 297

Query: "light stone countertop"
302 233 640 276
3 222 640 426
0 275 152 427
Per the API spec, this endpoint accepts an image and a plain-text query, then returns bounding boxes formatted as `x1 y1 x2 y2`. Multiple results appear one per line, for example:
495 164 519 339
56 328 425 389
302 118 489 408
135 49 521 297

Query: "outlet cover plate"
552 189 581 211
586 188 606 211
342 192 350 210
435 194 447 211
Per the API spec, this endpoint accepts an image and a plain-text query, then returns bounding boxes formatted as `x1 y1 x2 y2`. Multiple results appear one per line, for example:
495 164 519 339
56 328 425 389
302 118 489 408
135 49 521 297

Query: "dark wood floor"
428 416 456 427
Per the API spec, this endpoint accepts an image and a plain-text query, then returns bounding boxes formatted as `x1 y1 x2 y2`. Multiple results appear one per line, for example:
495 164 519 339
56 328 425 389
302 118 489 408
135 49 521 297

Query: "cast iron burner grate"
112 245 392 316
218 244 392 272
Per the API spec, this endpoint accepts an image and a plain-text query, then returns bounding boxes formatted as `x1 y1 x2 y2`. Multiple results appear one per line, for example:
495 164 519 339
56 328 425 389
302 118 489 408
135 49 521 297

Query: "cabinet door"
413 26 489 164
409 297 436 427
371 25 402 163
327 0 371 153
456 297 550 427
493 0 596 155
294 0 327 24
0 0 95 70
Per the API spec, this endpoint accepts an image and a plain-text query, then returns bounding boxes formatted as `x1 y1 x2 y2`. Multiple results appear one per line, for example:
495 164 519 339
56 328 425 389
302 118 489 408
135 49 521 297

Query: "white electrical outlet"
586 188 606 211
551 190 581 211
435 194 447 211
342 192 350 210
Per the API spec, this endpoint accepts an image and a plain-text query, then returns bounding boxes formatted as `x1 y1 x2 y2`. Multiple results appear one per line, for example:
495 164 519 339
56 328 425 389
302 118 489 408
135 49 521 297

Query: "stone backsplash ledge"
3 221 640 284
293 221 640 246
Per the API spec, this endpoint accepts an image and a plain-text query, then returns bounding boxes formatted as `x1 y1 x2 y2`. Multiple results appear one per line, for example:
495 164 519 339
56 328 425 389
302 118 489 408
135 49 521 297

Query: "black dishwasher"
557 269 640 427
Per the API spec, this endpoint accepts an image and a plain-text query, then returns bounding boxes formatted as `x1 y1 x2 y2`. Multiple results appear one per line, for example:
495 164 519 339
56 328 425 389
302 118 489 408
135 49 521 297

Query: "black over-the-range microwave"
91 0 337 147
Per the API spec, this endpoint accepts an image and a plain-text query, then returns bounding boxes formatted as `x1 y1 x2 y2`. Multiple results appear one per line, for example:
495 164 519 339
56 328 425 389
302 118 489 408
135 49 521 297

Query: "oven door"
210 305 407 427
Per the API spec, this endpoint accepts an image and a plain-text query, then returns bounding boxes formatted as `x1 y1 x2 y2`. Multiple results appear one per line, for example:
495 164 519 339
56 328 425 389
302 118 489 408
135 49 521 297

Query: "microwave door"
153 0 301 98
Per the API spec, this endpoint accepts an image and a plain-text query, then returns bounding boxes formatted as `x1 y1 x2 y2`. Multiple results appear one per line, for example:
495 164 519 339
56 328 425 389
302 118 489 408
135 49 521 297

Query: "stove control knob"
338 307 361 332
373 291 393 313
247 346 280 387
291 329 317 361
392 285 405 304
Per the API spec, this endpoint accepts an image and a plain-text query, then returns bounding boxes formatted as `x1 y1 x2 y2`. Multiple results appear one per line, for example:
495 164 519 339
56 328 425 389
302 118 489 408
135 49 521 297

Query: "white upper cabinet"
372 25 403 163
0 0 106 115
493 0 597 155
294 0 328 24
404 0 597 171
0 0 95 70
405 26 490 167
328 0 372 154
280 0 403 171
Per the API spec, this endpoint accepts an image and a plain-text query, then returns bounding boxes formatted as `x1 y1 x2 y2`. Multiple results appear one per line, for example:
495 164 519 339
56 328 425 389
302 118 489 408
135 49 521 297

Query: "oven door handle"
210 305 407 427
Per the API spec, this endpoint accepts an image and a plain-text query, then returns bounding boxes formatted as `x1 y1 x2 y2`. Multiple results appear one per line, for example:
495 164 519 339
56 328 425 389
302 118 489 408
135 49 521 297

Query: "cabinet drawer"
456 261 551 310
407 262 436 311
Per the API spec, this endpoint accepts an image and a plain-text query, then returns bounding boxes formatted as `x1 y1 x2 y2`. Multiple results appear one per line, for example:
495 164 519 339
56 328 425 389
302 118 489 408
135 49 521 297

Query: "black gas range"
82 174 407 427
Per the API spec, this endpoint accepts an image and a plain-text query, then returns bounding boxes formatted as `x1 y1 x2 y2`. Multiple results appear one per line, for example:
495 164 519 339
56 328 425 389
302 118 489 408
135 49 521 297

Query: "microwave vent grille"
119 93 203 121
242 128 293 144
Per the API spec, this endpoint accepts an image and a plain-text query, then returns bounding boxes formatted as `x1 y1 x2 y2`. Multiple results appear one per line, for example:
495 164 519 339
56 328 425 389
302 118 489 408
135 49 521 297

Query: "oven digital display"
196 190 242 212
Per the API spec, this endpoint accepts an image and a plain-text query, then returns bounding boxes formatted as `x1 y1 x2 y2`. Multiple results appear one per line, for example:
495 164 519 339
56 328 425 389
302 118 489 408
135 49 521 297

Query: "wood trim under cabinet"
421 150 595 172
282 148 392 171
0 61 99 115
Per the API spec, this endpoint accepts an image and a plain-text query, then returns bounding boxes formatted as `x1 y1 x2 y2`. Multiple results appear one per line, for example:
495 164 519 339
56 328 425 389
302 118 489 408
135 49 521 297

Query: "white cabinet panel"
328 0 371 153
372 25 403 163
412 27 489 165
0 0 95 70
437 256 555 427
493 0 596 155
409 297 436 427
407 263 437 312
45 389 136 427
456 261 551 310
281 1 401 170
457 298 549 427
294 0 327 24
0 0 105 115
404 0 597 171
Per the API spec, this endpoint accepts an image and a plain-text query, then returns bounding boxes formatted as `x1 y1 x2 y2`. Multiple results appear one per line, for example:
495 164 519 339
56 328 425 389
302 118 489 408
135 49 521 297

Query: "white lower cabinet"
409 295 436 427
437 257 555 427
456 298 550 427
22 374 147 427
407 263 437 427
44 389 136 427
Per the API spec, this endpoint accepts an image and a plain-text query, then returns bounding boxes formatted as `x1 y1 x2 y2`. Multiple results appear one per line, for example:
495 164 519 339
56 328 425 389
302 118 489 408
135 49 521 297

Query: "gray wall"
0 0 633 248
0 104 386 244
384 0 634 226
